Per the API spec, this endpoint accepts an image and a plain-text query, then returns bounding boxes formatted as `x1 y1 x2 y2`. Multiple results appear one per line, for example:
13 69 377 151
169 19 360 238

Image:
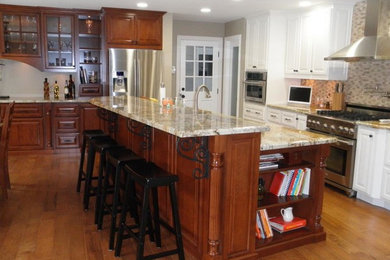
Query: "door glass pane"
4 15 19 31
205 62 213 76
60 16 72 34
196 46 204 60
185 78 193 91
186 46 194 60
195 77 203 88
47 17 58 33
205 78 212 91
205 47 213 61
196 62 203 76
21 16 37 32
185 62 194 76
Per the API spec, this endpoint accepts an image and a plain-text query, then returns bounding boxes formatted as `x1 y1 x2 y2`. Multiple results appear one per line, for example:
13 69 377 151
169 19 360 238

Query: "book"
259 209 273 238
293 169 305 196
301 168 311 195
286 169 299 196
269 216 307 233
256 210 265 239
279 170 294 196
269 172 285 196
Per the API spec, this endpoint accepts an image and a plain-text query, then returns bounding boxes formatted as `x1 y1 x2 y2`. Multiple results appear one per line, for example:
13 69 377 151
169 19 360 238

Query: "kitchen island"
90 96 336 259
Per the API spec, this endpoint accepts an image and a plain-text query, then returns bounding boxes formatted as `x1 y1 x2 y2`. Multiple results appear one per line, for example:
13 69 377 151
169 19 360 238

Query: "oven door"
244 81 266 103
324 137 356 189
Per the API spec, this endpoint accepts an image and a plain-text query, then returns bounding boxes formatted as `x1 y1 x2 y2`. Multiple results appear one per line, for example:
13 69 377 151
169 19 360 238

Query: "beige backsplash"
301 1 390 109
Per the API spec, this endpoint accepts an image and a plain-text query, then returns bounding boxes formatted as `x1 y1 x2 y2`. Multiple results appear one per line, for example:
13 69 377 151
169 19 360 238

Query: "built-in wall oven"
244 70 267 104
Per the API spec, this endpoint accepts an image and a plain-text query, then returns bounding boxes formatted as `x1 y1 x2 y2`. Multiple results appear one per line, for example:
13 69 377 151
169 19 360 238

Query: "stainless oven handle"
336 139 355 146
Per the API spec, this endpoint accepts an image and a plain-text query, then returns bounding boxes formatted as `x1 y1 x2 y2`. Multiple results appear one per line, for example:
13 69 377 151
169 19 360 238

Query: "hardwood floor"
1 153 390 260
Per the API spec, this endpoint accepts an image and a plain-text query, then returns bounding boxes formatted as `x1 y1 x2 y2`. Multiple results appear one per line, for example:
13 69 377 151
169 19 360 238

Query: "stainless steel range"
307 103 390 197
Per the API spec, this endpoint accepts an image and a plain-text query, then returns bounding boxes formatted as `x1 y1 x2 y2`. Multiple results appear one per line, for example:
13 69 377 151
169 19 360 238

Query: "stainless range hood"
325 0 390 62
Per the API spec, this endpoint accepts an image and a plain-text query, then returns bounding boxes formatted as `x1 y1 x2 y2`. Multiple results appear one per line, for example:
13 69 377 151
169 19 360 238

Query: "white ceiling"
0 0 359 23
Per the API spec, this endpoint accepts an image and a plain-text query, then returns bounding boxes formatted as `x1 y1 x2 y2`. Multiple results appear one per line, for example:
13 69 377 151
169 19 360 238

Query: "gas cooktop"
316 110 390 121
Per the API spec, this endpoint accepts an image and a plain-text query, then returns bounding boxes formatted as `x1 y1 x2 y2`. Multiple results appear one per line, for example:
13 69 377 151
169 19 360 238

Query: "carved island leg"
208 152 224 256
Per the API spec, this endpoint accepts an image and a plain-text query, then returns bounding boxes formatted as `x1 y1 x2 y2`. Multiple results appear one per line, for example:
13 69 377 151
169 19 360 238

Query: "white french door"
177 36 223 113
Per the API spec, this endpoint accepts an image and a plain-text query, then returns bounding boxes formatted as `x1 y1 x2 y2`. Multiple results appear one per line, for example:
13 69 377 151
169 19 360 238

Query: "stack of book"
255 209 273 239
259 153 284 171
79 66 88 84
269 216 307 233
269 168 311 196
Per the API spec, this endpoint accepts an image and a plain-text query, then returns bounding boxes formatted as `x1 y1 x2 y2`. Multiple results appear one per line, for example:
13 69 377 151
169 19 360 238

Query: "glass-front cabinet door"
2 13 40 56
44 15 75 69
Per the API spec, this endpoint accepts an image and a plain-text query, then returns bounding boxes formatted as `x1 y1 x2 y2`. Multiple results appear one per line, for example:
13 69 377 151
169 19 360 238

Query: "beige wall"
172 20 225 94
0 59 75 98
224 18 246 116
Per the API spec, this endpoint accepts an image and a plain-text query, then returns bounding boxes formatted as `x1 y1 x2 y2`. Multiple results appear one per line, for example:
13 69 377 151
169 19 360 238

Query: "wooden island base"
101 112 329 259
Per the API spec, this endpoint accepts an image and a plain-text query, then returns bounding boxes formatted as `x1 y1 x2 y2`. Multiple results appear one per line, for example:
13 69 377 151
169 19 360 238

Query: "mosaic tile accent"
302 1 390 108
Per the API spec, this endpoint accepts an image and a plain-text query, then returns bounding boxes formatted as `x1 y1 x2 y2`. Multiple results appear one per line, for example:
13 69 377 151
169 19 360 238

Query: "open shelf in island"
259 160 314 175
258 192 311 209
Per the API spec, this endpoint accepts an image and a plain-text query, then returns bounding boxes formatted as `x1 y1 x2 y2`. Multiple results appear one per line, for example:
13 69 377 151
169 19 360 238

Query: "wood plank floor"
1 153 390 260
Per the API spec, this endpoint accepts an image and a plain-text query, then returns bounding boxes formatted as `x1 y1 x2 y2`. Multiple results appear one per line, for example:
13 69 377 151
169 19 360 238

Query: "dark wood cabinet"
8 103 45 150
42 12 76 71
102 8 164 50
77 13 103 97
0 5 43 70
52 103 80 149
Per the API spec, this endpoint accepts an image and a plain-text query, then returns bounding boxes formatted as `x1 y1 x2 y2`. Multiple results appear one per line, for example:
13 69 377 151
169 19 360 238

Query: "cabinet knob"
310 70 313 73
369 134 373 138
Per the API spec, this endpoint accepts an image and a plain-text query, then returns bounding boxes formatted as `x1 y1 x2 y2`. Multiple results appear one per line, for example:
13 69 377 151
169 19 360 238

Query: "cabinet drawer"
13 104 43 118
54 117 80 132
281 112 297 128
243 108 264 122
267 109 281 123
53 104 80 117
55 133 80 148
79 85 102 96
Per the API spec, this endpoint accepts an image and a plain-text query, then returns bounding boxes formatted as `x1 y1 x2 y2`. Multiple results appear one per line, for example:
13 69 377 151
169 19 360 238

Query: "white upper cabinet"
245 15 269 70
284 4 352 80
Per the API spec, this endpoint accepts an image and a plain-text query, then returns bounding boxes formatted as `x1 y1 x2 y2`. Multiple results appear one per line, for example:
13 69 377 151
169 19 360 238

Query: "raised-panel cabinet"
245 15 269 70
52 103 80 149
284 4 352 80
102 8 164 50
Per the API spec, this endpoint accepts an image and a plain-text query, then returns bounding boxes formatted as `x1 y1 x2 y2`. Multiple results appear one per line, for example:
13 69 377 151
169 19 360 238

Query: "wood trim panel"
9 118 44 150
13 103 43 117
55 133 80 148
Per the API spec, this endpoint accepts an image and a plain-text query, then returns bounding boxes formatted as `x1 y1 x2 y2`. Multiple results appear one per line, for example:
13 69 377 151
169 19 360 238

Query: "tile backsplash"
302 1 390 108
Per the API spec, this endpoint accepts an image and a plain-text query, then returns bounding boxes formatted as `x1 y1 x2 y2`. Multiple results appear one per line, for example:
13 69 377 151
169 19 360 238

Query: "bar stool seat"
77 129 108 192
83 135 124 213
115 160 185 260
96 148 142 250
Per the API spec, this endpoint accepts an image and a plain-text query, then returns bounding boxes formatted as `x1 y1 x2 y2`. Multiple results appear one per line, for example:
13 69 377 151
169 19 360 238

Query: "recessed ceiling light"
200 7 211 13
137 2 148 8
299 1 312 7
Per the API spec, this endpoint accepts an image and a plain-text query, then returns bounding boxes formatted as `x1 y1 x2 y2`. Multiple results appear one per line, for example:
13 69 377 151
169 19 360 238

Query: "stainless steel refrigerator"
109 48 162 99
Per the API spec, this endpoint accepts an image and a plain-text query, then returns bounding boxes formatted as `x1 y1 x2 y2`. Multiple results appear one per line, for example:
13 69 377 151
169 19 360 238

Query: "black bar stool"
83 135 124 214
77 129 108 192
115 160 185 260
96 148 141 249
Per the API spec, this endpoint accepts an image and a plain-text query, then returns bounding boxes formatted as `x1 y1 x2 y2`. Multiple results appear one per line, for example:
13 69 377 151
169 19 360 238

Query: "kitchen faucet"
193 84 211 113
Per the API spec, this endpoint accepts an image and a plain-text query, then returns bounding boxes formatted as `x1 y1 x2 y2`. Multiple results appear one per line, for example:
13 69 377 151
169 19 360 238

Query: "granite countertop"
267 104 318 114
0 97 92 103
260 122 337 151
90 96 270 138
356 121 390 130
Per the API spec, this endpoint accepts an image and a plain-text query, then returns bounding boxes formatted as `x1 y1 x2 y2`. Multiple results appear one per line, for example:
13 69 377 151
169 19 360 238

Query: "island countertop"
261 122 337 151
0 96 91 103
90 96 270 138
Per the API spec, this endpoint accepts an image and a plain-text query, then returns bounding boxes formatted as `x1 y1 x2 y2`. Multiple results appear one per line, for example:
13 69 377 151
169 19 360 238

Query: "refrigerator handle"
137 58 141 97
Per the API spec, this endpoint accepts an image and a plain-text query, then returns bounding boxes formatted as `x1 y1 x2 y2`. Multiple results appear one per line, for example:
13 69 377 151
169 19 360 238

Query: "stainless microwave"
244 70 267 104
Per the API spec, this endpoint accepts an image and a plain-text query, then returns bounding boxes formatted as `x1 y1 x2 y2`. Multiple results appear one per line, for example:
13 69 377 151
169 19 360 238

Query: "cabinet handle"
293 69 298 72
255 112 261 114
284 118 291 121
270 115 276 118
246 109 251 112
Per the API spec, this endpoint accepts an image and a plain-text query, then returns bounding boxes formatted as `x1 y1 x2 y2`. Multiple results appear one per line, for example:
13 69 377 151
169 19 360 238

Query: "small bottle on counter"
159 82 166 105
43 78 50 100
53 80 60 99
68 74 75 99
64 80 70 99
